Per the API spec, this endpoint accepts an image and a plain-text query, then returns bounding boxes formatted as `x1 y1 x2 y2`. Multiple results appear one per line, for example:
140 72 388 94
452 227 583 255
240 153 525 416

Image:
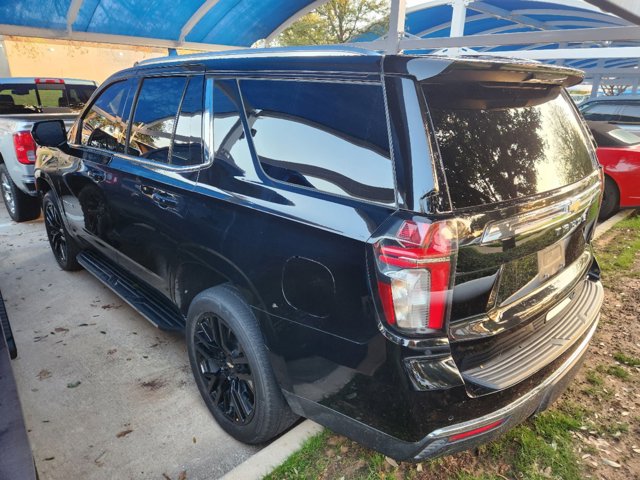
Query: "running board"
77 250 185 331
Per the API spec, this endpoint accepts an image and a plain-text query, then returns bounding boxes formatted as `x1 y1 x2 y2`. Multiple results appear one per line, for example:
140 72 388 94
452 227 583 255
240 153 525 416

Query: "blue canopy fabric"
0 0 318 47
397 0 640 75
405 1 629 39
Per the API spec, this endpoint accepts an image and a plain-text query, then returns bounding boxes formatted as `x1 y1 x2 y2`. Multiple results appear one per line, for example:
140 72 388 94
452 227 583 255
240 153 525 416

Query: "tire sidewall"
0 164 40 222
599 176 620 220
43 191 77 270
186 286 277 443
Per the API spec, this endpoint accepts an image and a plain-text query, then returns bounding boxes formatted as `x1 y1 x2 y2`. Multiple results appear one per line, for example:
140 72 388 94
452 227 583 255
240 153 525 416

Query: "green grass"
264 430 330 480
597 215 640 276
485 408 584 480
454 473 503 480
596 363 631 381
614 352 640 367
585 369 604 386
605 365 630 380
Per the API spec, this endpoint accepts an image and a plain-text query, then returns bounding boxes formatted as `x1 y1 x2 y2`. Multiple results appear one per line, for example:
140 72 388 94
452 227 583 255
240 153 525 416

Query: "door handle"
151 191 178 209
87 169 105 182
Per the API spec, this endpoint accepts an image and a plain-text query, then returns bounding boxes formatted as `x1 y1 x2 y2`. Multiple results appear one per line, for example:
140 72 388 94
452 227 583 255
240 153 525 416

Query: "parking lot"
0 204 259 480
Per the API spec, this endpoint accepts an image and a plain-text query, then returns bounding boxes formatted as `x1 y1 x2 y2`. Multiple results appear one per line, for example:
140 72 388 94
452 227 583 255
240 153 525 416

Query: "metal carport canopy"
0 0 324 51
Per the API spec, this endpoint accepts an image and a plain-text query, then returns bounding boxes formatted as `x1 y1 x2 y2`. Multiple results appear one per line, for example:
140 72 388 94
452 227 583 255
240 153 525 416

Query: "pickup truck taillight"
13 131 37 165
374 219 457 334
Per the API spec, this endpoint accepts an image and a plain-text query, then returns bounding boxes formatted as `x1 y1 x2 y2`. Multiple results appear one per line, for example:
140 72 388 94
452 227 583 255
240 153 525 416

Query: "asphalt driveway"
0 204 260 480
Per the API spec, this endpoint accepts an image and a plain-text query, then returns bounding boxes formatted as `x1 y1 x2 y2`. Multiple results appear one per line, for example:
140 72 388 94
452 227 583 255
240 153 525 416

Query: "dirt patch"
140 378 167 391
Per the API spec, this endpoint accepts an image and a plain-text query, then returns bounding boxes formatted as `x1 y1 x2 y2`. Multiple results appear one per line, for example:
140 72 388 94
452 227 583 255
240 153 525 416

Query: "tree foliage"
600 84 630 96
278 0 389 46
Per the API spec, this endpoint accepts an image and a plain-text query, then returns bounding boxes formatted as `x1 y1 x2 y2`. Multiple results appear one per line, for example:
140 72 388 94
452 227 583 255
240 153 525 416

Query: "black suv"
32 47 603 461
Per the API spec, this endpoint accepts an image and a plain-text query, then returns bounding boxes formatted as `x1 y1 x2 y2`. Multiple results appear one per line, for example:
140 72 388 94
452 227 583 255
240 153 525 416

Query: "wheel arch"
174 252 267 320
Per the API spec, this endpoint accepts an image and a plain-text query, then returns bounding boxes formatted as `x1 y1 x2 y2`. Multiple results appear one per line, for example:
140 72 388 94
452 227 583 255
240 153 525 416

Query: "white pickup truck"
0 77 96 221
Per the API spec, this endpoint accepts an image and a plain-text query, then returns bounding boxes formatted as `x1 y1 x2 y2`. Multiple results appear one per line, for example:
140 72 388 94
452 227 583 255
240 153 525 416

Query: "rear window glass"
580 103 620 122
238 80 395 205
0 82 95 114
422 84 596 209
171 76 204 166
617 104 640 124
588 120 640 147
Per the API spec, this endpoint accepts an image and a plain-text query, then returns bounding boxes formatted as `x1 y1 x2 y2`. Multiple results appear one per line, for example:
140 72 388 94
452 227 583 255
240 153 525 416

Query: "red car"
588 121 640 219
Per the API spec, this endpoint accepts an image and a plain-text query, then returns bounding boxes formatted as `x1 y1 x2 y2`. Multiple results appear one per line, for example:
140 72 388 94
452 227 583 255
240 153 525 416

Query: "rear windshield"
422 83 596 209
0 82 96 114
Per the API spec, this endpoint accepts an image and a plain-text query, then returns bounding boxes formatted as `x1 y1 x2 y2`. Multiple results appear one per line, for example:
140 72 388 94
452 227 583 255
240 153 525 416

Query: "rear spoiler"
400 55 584 88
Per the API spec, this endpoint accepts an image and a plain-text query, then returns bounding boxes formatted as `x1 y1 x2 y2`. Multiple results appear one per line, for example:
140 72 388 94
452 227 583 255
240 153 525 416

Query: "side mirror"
31 120 67 148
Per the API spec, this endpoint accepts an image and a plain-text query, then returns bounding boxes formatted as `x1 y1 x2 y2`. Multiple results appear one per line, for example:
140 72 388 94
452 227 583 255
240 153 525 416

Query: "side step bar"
77 250 185 332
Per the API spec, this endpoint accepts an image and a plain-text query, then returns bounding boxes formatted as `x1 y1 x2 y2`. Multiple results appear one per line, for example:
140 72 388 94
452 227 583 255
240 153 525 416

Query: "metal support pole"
450 0 467 37
0 36 10 77
632 77 639 94
591 74 602 99
387 0 406 54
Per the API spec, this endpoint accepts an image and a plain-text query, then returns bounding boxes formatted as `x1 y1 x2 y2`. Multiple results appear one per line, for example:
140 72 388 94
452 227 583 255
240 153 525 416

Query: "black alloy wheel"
44 200 68 264
187 285 298 443
193 313 256 425
42 191 81 271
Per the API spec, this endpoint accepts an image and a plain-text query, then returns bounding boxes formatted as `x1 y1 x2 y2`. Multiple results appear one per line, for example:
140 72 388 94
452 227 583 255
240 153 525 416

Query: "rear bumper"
412 312 597 460
284 280 601 461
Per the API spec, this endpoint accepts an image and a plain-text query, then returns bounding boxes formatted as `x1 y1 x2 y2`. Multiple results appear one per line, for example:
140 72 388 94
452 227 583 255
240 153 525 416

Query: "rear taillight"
13 131 37 165
374 219 457 334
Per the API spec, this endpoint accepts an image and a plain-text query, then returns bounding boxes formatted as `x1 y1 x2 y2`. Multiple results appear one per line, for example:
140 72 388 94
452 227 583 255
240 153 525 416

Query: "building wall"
0 36 203 84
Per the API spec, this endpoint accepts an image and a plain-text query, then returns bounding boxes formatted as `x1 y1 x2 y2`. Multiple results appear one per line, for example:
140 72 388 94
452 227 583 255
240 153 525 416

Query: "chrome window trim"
233 76 399 208
72 75 213 174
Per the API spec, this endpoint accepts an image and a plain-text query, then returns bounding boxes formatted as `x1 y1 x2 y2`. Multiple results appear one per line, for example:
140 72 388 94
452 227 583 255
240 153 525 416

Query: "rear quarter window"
237 79 395 205
422 83 596 209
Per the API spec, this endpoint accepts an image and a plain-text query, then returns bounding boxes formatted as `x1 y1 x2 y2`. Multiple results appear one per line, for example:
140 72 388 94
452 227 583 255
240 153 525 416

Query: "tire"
186 284 298 444
599 176 620 221
0 164 40 222
42 191 82 271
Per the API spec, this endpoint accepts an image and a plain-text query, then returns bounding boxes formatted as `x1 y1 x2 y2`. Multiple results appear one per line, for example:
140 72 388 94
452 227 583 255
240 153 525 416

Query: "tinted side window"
617 104 640 124
172 76 204 166
128 76 187 163
81 81 129 152
211 79 257 179
238 80 395 204
582 103 621 122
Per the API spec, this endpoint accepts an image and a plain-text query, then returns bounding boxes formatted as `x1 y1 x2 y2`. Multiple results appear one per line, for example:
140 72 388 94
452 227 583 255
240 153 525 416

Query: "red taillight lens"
448 419 505 442
13 131 37 165
374 219 457 333
35 78 64 84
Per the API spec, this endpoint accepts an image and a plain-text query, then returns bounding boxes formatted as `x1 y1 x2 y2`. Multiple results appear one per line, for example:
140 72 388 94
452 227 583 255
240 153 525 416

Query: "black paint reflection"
423 84 594 209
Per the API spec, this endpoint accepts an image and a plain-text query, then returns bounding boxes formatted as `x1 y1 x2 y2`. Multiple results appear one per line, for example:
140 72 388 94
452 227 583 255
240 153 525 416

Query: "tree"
600 84 630 96
278 0 389 46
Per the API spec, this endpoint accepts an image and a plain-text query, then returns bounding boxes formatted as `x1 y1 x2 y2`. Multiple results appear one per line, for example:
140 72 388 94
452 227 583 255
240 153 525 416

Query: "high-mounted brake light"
374 219 457 333
13 131 37 165
35 78 64 84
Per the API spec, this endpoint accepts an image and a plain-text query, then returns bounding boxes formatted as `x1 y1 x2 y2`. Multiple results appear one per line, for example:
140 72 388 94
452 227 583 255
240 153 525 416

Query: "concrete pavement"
0 204 261 480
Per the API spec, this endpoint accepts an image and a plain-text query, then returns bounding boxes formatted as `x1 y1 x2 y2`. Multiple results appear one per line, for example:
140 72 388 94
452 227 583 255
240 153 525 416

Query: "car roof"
0 77 97 85
582 96 640 105
108 46 583 88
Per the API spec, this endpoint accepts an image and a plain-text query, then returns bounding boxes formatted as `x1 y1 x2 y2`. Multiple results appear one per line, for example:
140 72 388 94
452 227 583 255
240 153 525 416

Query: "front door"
99 75 205 298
